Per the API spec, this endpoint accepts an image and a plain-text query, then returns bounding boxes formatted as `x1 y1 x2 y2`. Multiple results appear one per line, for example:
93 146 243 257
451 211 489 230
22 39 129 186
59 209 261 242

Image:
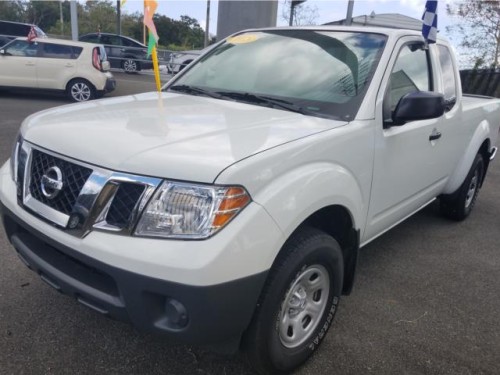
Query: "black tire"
122 58 140 73
66 79 96 102
440 153 484 221
242 227 344 374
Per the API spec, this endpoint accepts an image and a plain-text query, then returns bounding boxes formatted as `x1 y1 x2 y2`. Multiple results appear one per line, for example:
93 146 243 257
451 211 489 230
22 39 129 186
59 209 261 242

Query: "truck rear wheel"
242 227 343 374
440 153 484 221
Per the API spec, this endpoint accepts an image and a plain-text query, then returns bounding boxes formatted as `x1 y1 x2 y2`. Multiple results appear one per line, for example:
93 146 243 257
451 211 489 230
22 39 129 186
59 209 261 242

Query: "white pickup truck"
1 26 499 374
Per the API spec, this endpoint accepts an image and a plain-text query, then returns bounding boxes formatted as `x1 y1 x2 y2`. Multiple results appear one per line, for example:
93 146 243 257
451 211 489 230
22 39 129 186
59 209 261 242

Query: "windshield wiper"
169 84 224 100
215 91 315 115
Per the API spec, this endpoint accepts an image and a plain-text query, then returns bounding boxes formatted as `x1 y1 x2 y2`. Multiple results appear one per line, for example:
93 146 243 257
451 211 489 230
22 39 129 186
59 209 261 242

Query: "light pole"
70 0 78 41
59 0 64 36
204 0 210 48
346 0 354 26
289 0 306 26
116 0 121 35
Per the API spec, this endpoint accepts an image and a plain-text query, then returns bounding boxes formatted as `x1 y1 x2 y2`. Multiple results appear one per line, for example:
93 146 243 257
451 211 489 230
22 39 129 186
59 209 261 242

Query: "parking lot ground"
0 76 499 374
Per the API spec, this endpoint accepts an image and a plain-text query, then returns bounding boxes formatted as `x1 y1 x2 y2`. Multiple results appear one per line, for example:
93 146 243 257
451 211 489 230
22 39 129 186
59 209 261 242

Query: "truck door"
364 39 452 242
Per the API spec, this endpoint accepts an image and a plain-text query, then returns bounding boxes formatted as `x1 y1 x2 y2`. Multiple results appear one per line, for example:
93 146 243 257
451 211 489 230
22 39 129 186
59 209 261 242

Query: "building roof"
325 13 424 31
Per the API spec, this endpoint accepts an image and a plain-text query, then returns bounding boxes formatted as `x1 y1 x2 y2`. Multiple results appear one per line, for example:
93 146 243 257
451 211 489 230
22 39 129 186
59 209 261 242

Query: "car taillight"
92 47 101 71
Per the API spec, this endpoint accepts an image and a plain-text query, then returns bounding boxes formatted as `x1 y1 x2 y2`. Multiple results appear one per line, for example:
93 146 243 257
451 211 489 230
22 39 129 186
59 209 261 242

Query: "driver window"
384 43 431 121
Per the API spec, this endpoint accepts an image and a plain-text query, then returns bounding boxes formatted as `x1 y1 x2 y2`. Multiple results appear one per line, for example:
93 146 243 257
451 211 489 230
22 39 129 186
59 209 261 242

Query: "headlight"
135 181 251 239
10 137 21 183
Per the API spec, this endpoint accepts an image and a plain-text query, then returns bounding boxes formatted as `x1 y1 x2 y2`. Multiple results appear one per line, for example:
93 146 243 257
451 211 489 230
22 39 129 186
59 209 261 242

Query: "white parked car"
0 37 115 101
167 49 201 73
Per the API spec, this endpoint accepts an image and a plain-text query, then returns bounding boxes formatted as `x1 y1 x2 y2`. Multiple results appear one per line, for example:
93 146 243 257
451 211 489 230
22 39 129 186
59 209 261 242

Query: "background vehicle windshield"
172 30 387 120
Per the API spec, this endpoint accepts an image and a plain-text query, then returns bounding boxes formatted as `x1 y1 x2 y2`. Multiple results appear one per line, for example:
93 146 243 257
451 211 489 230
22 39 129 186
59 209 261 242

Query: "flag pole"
144 0 162 93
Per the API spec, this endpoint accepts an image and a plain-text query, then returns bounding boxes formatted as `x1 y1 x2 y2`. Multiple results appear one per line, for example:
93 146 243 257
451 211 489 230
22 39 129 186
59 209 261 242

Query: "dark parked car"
0 35 11 47
79 33 153 73
0 20 46 44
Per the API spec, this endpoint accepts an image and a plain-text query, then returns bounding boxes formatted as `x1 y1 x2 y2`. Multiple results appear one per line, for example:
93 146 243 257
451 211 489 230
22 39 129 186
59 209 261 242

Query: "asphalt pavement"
0 72 499 375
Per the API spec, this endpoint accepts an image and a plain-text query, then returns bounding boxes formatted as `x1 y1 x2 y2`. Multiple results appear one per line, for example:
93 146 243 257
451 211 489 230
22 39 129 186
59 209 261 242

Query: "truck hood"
21 92 347 182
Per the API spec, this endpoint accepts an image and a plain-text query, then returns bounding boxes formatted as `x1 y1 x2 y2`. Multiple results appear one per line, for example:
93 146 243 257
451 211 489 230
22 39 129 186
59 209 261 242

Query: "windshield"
35 26 47 38
169 30 387 120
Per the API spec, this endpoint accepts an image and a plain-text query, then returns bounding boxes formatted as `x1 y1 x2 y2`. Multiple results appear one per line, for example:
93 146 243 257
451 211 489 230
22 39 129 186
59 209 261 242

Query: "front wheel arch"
242 226 344 374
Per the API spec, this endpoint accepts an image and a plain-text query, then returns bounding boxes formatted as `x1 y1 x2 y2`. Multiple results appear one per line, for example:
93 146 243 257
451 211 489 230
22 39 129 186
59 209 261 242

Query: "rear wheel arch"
66 78 96 102
478 139 491 187
122 56 141 73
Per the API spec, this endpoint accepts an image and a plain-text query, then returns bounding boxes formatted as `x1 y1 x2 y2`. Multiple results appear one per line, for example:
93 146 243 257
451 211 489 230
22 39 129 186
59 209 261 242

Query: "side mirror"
392 91 445 126
0 49 5 55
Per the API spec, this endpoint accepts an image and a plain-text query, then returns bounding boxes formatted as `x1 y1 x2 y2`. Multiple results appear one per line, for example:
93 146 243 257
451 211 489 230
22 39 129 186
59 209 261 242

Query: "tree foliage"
447 0 500 69
281 0 319 26
0 0 206 49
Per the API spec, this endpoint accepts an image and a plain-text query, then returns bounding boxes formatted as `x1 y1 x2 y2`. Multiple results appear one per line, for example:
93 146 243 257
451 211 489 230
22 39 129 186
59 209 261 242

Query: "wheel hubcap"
279 265 330 348
465 169 479 208
71 83 91 101
124 60 137 72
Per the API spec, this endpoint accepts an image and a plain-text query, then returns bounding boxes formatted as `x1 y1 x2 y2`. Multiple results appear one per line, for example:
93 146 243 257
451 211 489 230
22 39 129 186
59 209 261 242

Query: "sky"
121 0 453 37
122 0 468 65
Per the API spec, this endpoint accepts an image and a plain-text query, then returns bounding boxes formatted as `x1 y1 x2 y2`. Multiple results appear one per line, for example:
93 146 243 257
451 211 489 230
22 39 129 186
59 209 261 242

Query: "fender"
443 120 491 195
251 162 364 241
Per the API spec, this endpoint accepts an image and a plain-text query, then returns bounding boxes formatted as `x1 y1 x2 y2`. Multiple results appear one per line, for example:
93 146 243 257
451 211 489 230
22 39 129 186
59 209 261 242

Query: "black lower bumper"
0 201 267 348
104 78 116 93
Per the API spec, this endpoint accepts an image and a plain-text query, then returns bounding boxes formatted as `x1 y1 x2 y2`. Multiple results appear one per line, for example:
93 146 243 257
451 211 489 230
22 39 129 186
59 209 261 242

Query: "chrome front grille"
29 149 93 215
17 142 162 237
105 183 146 228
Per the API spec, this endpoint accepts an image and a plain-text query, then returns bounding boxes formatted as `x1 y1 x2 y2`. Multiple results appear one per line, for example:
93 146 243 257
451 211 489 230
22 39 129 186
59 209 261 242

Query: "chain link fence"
460 69 500 98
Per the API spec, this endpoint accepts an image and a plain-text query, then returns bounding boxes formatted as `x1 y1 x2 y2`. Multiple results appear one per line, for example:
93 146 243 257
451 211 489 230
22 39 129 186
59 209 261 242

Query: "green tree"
25 1 60 30
281 0 319 26
121 11 143 42
447 0 500 69
80 0 117 34
0 1 25 21
179 15 204 48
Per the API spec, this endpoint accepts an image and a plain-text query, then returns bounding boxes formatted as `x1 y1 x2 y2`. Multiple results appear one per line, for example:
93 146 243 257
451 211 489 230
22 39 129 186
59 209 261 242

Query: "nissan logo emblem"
41 166 64 199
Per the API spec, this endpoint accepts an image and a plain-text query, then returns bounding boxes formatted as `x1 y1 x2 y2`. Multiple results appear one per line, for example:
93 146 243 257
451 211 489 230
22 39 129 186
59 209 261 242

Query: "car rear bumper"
104 77 116 93
0 200 267 347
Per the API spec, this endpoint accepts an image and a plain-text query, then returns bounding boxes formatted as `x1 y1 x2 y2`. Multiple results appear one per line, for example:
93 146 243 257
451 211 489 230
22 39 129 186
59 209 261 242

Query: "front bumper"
0 201 267 346
0 161 283 346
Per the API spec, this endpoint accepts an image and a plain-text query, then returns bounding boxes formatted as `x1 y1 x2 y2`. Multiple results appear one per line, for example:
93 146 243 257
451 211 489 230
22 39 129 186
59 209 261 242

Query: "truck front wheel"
440 153 484 221
243 227 344 374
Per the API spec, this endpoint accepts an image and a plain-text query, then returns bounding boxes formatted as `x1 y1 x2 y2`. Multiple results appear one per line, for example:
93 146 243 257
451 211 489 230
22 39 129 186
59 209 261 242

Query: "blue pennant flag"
422 0 438 43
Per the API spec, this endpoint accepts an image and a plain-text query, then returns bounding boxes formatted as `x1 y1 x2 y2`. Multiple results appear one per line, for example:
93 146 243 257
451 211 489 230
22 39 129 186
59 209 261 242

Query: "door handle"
25 62 35 66
429 130 442 141
65 63 74 67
